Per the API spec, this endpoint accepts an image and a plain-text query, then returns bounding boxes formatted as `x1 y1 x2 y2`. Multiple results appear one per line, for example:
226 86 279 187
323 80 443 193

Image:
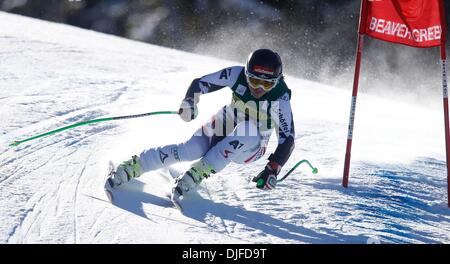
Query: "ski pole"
277 159 318 182
256 159 318 187
9 110 179 147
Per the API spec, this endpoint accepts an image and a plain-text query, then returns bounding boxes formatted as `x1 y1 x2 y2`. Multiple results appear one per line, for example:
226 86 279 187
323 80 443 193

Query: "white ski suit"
139 66 295 175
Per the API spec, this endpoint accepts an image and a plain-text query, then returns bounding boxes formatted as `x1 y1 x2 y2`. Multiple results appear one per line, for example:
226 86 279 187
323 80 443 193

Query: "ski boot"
105 155 143 189
171 159 216 203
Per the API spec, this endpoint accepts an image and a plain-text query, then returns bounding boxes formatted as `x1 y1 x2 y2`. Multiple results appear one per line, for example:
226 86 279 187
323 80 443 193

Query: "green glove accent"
256 178 265 188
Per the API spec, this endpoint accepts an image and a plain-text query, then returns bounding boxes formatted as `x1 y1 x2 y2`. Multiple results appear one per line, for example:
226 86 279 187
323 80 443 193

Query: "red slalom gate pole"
442 58 450 207
343 0 368 188
342 34 364 188
439 0 450 207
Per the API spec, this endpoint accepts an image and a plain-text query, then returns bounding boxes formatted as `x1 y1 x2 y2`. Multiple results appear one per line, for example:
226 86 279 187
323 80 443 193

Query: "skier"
105 48 295 204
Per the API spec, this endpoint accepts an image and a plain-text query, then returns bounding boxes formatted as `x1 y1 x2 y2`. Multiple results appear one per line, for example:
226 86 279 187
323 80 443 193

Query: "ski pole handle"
10 110 179 147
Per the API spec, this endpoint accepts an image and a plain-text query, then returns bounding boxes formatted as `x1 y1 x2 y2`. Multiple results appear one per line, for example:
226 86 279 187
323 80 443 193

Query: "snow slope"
1 12 449 243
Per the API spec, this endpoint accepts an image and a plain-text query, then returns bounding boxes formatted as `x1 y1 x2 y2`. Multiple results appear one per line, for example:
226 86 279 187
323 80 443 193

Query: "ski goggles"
245 70 280 91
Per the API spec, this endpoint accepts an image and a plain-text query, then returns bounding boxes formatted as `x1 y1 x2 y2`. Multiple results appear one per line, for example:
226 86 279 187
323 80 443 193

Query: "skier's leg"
203 121 262 172
109 107 233 189
172 121 262 198
139 130 210 172
230 129 272 164
109 128 210 187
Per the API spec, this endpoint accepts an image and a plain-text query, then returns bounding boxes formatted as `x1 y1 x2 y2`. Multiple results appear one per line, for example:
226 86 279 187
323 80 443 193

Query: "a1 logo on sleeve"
219 68 232 79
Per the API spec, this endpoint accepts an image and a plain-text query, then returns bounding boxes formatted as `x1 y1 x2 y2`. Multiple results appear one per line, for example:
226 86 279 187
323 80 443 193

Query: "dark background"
1 0 449 102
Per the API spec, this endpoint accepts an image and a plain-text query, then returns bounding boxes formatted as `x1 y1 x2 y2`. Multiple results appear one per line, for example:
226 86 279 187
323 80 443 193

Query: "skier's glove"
179 97 198 122
252 161 281 190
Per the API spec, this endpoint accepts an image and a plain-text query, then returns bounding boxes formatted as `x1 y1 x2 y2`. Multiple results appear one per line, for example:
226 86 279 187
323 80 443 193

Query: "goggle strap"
245 69 280 83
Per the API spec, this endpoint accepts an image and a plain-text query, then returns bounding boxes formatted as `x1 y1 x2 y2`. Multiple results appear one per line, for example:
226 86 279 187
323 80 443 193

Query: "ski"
167 167 185 212
104 161 116 203
166 193 184 212
159 167 185 212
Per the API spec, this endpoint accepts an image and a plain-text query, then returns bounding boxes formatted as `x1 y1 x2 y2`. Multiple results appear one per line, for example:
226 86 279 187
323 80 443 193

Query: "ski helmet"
245 49 283 80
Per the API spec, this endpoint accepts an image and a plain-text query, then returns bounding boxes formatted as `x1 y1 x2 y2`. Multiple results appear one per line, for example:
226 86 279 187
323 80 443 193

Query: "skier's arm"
184 67 242 100
269 95 295 168
252 95 295 190
179 67 242 122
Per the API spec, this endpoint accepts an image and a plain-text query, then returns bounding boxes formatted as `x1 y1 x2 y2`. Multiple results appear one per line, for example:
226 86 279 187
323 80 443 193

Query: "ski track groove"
73 154 91 244
5 193 45 243
86 205 108 240
2 81 128 156
2 141 90 243
0 150 59 187
21 194 46 243
202 182 233 238
1 135 97 243
203 174 257 243
0 133 74 182
0 119 115 188
5 207 34 243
